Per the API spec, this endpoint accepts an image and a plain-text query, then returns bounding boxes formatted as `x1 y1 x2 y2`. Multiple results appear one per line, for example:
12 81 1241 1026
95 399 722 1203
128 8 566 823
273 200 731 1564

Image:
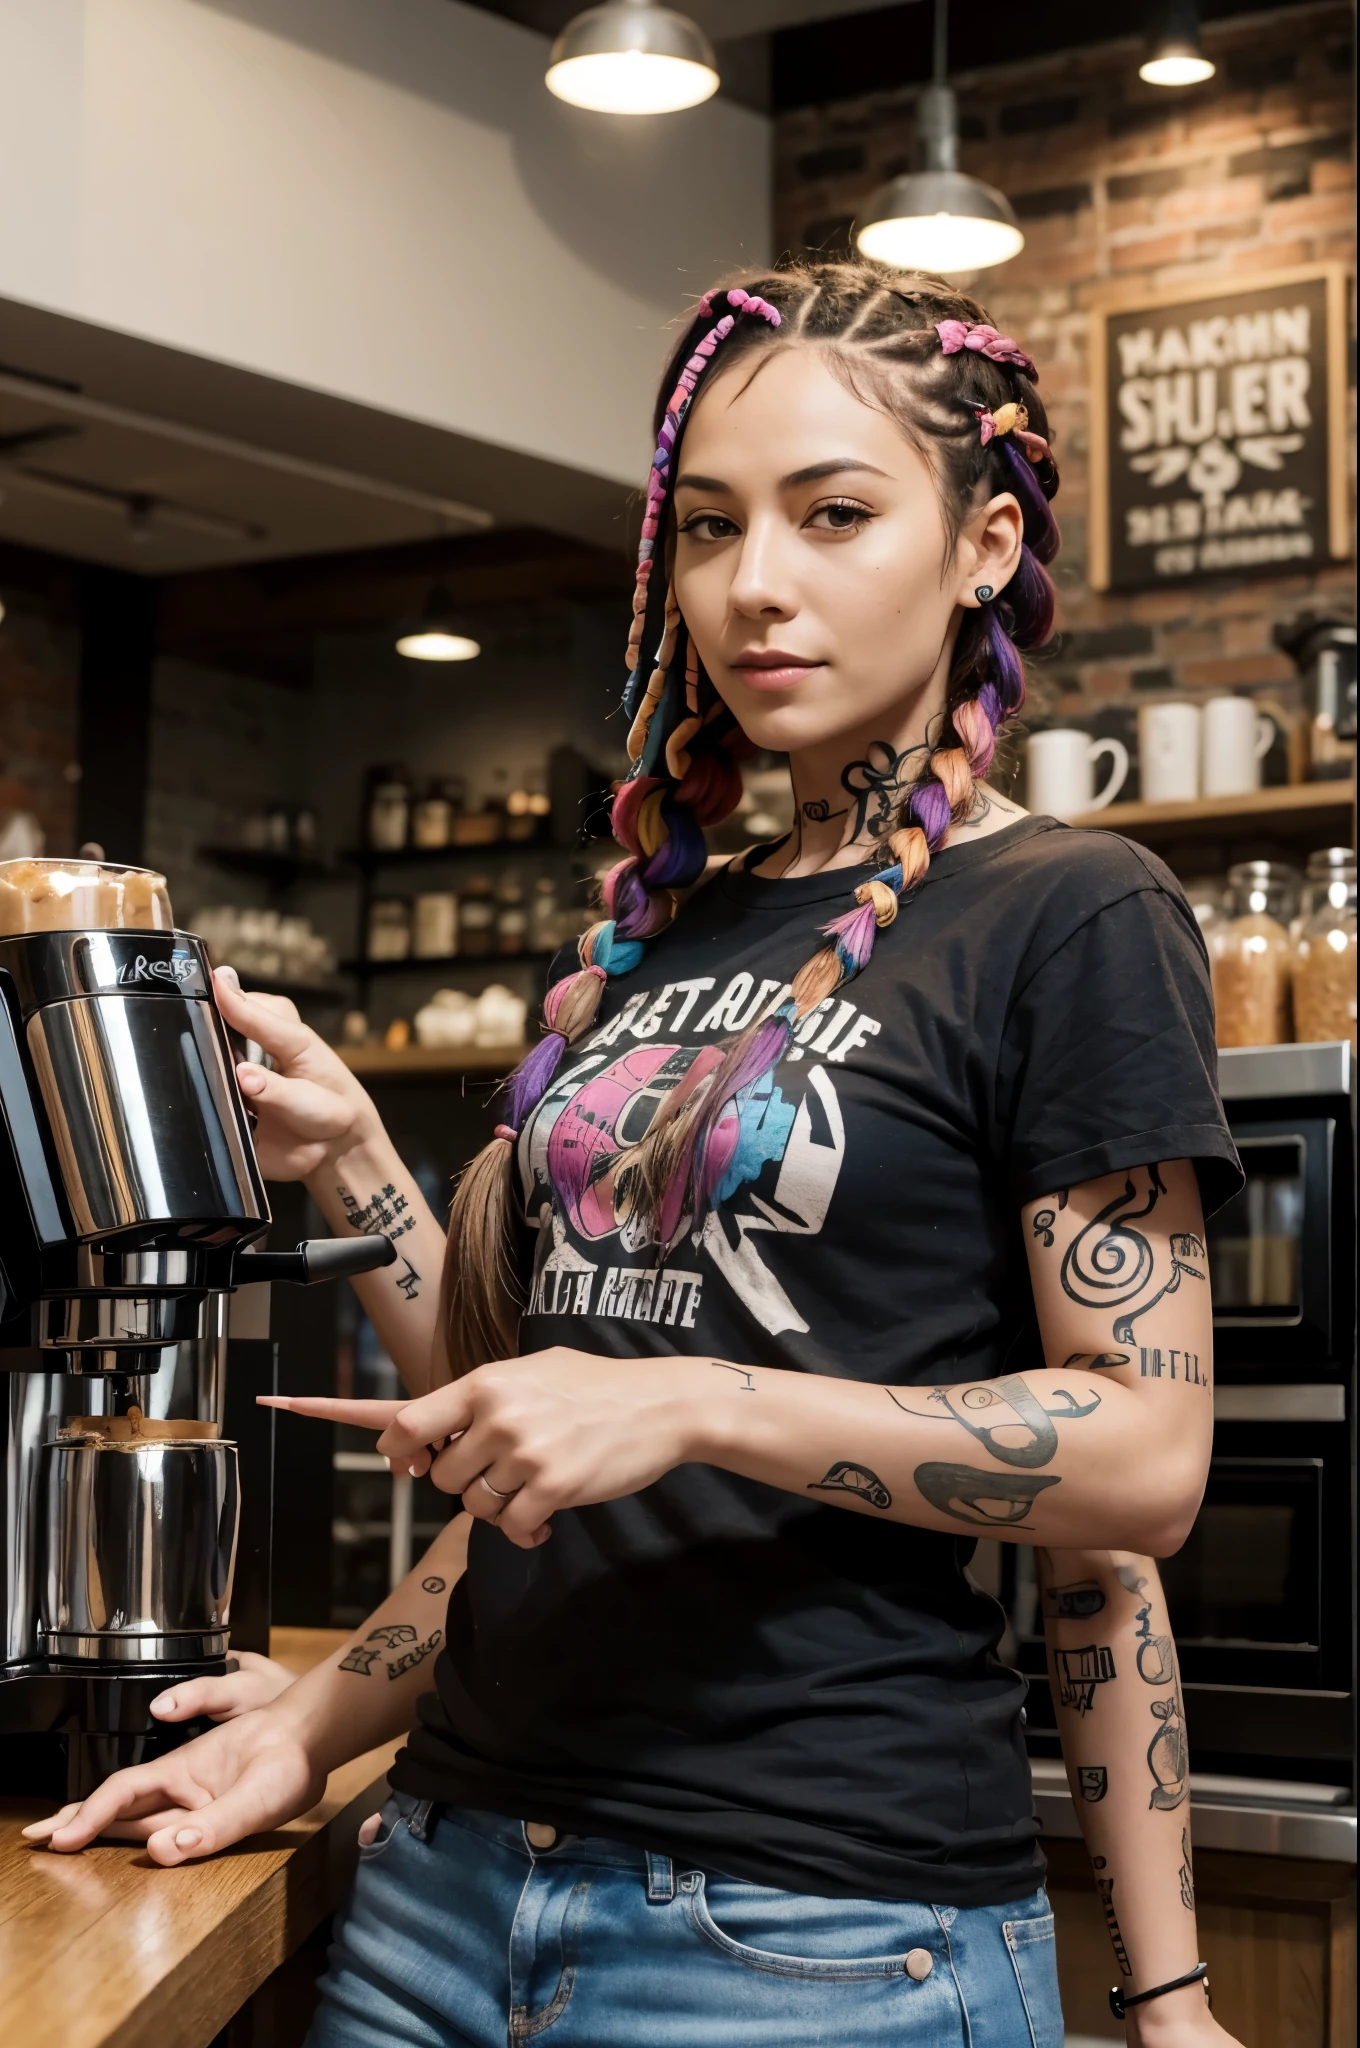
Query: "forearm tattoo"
340 1620 443 1682
1042 1579 1106 1619
1179 1827 1195 1908
1055 1643 1117 1714
885 1368 1101 1530
712 1363 756 1391
339 1183 422 1300
1093 1856 1133 1976
1118 1567 1190 1811
1079 1766 1108 1803
1035 1165 1207 1343
808 1461 892 1510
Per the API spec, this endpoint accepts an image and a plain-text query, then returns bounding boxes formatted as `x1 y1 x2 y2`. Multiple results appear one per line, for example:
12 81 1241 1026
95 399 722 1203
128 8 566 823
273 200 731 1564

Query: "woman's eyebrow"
673 458 890 496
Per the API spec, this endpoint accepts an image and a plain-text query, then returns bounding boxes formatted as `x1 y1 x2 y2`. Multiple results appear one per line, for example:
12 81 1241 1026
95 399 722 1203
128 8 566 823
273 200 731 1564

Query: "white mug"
1139 701 1202 805
1027 728 1130 820
1201 695 1277 797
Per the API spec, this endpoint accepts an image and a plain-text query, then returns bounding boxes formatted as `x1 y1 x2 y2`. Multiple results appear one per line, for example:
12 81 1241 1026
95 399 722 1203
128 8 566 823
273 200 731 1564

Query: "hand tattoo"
913 1461 1059 1528
808 1461 892 1510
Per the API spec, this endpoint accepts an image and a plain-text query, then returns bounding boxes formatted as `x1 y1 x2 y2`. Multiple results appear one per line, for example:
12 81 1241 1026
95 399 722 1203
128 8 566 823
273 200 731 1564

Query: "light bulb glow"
856 210 1024 273
395 630 481 662
1139 49 1216 85
546 50 717 113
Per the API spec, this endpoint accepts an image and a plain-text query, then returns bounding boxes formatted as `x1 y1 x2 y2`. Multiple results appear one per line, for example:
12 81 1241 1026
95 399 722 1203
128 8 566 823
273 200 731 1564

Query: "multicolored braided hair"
441 260 1060 1375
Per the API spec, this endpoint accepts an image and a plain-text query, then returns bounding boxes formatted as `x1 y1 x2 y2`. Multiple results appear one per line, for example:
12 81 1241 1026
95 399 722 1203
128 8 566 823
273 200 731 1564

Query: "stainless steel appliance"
1006 1040 1355 1803
0 858 394 1797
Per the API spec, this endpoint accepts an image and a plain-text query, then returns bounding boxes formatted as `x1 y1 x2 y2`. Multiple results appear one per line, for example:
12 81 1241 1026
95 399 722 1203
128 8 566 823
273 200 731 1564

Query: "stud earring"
975 585 994 602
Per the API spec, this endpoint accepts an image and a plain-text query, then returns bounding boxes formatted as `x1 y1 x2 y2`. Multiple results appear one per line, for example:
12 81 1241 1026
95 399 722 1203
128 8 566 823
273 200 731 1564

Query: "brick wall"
0 591 79 855
775 4 1355 731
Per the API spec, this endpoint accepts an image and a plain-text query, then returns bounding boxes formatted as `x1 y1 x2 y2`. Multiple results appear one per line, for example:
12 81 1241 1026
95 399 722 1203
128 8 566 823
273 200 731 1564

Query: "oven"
1008 1041 1355 1784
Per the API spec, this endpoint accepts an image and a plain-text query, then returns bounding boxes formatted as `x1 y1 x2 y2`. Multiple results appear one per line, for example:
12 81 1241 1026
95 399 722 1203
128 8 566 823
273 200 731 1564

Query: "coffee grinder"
0 857 394 1798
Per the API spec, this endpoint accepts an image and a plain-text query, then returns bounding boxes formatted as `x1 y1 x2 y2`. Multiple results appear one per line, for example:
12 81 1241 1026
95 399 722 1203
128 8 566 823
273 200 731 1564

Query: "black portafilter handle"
232 1236 397 1286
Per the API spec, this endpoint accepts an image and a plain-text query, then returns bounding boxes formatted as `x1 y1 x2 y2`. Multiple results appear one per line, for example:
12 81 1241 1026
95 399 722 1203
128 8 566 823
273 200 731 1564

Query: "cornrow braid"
443 259 1062 1364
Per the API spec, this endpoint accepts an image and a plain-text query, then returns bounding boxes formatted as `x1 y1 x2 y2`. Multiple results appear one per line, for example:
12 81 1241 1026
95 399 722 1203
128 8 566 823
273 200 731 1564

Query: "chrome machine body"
0 919 393 1795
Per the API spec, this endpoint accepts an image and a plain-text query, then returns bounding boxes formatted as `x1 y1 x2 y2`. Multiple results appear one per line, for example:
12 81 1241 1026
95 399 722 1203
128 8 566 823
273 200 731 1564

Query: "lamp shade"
395 588 480 663
856 170 1024 273
546 1 719 114
1140 0 1216 85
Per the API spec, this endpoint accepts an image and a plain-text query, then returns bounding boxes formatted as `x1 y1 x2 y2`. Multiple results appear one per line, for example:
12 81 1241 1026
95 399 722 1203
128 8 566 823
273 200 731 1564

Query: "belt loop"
407 1799 434 1842
645 1852 675 1903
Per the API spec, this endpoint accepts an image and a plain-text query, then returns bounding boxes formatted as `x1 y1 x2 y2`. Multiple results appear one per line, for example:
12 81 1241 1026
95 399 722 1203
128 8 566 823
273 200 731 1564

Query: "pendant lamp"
855 0 1022 274
395 588 480 663
1139 0 1216 86
546 0 719 115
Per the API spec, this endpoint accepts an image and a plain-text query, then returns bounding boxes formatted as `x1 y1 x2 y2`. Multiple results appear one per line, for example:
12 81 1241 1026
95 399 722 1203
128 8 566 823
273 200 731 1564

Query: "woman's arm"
214 969 451 1395
24 1515 471 1863
1041 1547 1239 2046
273 1157 1214 1558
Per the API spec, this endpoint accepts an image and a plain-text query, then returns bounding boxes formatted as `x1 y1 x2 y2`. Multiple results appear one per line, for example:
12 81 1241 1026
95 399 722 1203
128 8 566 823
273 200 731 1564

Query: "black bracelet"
1110 1961 1210 2019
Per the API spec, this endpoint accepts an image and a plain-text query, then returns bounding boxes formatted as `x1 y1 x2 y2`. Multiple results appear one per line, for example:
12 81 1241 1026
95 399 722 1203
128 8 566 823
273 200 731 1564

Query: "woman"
29 264 1244 2047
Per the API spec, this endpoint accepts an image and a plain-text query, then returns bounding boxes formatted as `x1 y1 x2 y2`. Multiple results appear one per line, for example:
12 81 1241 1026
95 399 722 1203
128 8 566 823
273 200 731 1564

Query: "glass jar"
1291 849 1356 1048
366 898 411 962
1182 874 1226 946
458 877 495 958
366 768 411 852
495 878 528 956
1210 861 1299 1048
411 785 453 850
412 890 458 960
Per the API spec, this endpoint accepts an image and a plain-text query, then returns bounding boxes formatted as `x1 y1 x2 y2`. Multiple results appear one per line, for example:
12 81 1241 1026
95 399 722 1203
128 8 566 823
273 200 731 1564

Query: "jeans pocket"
683 1873 932 1983
357 1793 417 1863
1003 1909 1062 2048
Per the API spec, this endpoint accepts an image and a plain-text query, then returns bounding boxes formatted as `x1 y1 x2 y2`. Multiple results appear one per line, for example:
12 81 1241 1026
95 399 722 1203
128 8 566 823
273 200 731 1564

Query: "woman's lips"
731 656 824 692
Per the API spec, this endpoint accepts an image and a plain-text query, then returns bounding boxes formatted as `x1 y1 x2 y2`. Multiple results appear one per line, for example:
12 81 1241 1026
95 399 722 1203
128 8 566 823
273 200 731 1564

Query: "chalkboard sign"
1088 266 1349 591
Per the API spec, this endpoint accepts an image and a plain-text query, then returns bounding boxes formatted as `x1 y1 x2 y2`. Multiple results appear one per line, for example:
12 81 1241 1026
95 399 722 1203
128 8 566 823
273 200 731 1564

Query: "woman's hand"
261 1348 704 1549
21 1707 323 1866
150 1649 294 1724
213 967 380 1182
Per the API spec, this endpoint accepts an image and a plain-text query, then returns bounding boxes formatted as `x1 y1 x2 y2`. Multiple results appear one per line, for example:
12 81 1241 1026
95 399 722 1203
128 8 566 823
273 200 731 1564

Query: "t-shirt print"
520 964 883 1337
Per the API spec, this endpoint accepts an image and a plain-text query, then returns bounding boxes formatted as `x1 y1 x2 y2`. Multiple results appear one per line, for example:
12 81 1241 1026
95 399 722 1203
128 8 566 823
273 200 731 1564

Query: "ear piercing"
975 585 994 602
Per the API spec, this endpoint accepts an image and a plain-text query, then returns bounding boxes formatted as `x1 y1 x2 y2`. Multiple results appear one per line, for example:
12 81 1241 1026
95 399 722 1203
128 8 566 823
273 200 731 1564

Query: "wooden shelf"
337 1041 525 1078
339 949 559 976
341 839 567 867
1068 780 1354 843
198 844 341 885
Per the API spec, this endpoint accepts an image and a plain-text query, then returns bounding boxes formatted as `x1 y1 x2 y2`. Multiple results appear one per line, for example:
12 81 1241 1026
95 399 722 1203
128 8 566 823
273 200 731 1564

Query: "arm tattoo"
1129 1577 1177 1686
1030 1189 1068 1247
421 1576 447 1593
1093 1857 1133 1976
886 1375 1099 1468
1057 1166 1206 1341
712 1363 756 1391
1148 1690 1190 1809
1179 1828 1195 1908
1042 1579 1106 1619
1079 1766 1109 1802
1055 1643 1117 1713
808 1461 892 1510
913 1461 1059 1528
1062 1351 1131 1371
340 1620 443 1680
339 1184 423 1298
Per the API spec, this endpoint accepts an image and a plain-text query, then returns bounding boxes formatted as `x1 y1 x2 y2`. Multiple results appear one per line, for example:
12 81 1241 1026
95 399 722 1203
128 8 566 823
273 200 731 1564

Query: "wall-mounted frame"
1088 264 1351 592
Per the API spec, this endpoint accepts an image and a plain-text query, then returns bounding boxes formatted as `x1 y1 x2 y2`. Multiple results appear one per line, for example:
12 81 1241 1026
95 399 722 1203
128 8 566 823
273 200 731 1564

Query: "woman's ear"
954 493 1024 610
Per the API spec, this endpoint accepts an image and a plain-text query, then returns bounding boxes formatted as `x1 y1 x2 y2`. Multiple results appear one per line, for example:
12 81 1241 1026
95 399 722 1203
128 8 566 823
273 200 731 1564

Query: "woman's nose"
727 521 797 619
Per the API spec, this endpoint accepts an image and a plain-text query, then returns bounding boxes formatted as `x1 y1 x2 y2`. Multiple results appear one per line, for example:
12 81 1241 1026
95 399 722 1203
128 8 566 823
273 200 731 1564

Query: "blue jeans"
306 1795 1063 2047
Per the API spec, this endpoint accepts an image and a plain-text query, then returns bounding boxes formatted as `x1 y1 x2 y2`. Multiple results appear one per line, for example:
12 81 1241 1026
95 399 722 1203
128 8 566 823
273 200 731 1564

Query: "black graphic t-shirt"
391 818 1241 1904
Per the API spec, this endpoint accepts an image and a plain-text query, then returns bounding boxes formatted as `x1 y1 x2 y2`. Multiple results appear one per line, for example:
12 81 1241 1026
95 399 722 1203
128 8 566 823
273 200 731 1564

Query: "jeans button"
905 1948 934 1981
525 1822 558 1851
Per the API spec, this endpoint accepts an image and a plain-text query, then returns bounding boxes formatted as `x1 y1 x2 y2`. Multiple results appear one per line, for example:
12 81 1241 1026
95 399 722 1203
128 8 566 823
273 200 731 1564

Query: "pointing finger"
257 1397 407 1429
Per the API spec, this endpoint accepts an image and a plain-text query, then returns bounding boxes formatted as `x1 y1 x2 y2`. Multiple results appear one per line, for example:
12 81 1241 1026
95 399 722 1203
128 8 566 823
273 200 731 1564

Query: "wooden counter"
0 1630 396 2048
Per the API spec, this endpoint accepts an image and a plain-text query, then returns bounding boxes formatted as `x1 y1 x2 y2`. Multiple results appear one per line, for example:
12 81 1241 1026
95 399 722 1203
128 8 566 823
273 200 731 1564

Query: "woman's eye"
806 499 873 534
678 512 740 541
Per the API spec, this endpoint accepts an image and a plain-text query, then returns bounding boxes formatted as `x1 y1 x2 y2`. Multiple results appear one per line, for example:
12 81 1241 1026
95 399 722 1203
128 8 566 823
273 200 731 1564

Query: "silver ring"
479 1473 521 1501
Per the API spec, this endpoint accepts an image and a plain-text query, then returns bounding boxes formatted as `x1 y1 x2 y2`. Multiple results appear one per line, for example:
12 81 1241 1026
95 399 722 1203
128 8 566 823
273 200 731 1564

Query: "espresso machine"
0 857 394 1797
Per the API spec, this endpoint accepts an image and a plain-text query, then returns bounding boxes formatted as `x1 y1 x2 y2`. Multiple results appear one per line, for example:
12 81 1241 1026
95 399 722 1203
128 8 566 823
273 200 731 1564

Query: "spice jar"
495 877 528 956
366 768 411 852
1210 861 1298 1048
458 877 495 958
411 784 453 850
366 898 411 962
413 891 458 959
1291 849 1357 1048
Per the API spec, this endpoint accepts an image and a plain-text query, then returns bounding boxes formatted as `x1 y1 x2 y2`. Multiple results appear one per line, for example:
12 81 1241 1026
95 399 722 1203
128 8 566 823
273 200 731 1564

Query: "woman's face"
671 346 1020 759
